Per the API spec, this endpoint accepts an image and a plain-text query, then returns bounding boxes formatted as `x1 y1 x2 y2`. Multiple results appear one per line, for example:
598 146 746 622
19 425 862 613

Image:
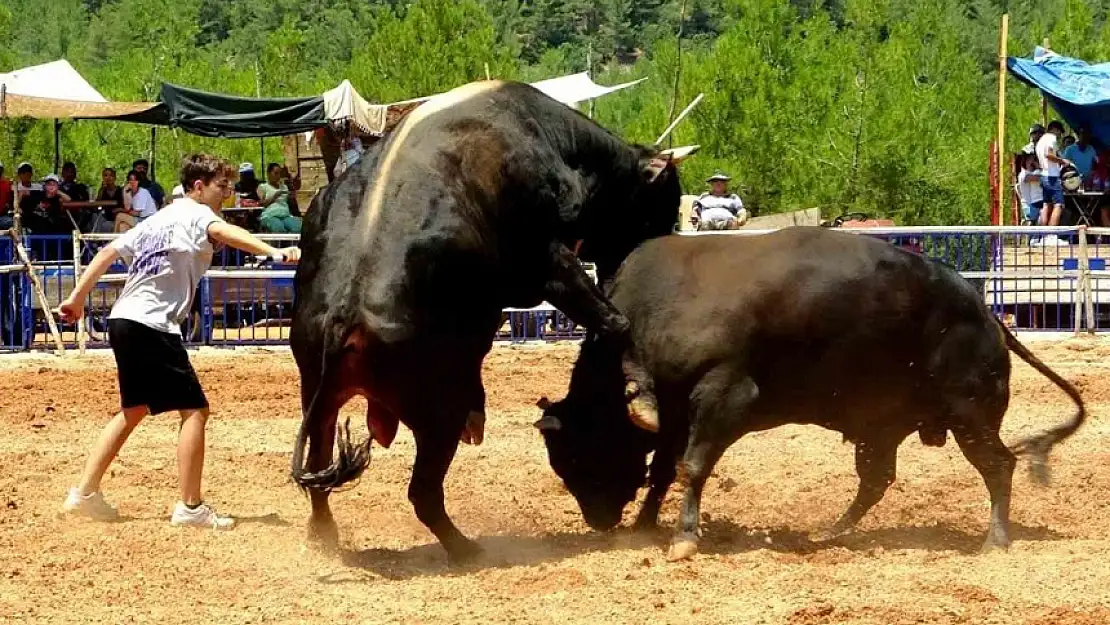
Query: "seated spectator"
258 163 302 234
116 170 157 232
87 167 124 233
0 162 12 229
1061 134 1076 151
1062 126 1098 183
692 171 747 231
132 158 165 208
59 161 90 202
20 174 71 234
1017 151 1043 226
14 162 39 209
235 163 260 203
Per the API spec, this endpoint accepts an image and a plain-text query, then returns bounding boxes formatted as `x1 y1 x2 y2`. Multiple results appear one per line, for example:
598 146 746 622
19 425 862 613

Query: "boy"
56 153 301 529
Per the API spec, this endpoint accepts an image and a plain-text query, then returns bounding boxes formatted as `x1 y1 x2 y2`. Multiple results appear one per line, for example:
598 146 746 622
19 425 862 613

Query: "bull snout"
579 498 625 531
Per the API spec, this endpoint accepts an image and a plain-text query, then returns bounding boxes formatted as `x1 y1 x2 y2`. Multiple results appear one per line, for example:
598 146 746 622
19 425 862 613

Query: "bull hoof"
307 517 340 551
980 537 1011 554
628 397 660 433
446 539 484 566
461 411 486 446
666 536 700 562
811 523 850 543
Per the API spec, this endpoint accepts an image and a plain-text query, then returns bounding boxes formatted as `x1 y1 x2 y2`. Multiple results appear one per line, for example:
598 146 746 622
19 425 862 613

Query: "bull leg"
409 427 482 564
635 427 683 530
634 450 677 531
668 374 758 561
816 436 902 541
306 415 339 547
541 241 629 337
952 424 1016 551
540 241 659 431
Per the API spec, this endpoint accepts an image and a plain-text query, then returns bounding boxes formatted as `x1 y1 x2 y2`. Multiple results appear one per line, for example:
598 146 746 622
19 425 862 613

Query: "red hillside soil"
1 339 1108 624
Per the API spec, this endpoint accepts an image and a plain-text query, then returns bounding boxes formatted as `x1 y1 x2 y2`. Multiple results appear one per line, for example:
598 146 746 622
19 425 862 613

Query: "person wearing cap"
132 158 165 208
20 173 72 235
692 171 747 231
0 162 12 229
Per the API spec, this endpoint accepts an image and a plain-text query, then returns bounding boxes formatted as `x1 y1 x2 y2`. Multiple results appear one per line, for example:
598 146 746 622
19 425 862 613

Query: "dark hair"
133 158 149 169
17 163 32 174
1048 120 1065 133
126 169 141 181
62 161 76 171
267 163 282 174
179 153 234 191
102 167 116 176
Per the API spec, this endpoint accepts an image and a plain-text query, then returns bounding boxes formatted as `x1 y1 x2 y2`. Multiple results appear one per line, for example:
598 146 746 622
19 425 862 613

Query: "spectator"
234 163 260 203
88 167 124 233
14 162 38 209
117 170 157 232
1017 150 1043 226
257 163 302 233
132 158 165 208
1024 123 1045 154
1062 126 1098 183
59 162 90 202
20 173 71 234
0 162 12 229
1035 120 1071 245
692 171 747 231
1061 134 1076 151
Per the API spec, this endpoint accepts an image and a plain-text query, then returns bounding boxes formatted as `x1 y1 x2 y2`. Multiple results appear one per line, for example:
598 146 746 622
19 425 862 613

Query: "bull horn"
533 414 563 431
535 397 553 410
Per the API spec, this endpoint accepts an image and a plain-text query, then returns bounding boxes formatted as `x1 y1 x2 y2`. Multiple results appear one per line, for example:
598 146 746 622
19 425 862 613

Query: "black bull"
538 228 1086 561
288 81 683 562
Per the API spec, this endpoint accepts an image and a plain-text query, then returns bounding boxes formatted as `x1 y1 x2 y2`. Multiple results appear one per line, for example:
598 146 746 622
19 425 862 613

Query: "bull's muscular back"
609 228 992 420
296 81 656 342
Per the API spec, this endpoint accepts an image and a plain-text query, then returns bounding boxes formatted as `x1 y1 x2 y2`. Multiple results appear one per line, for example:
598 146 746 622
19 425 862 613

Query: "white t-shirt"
129 187 158 219
108 197 222 335
1018 169 1043 205
1036 133 1061 177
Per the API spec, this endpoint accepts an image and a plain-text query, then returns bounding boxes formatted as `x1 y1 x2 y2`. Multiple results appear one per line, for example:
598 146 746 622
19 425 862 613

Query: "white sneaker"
170 502 236 529
60 487 119 521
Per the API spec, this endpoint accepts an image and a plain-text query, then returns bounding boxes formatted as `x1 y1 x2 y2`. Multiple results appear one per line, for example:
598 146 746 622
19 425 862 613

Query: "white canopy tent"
0 59 107 103
529 72 648 107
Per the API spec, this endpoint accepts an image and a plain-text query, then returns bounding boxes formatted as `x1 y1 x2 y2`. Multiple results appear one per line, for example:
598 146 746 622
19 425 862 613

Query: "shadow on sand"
317 519 1069 582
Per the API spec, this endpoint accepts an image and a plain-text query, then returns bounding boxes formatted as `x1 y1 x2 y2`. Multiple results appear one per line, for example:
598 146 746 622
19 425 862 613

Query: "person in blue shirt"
1062 126 1099 182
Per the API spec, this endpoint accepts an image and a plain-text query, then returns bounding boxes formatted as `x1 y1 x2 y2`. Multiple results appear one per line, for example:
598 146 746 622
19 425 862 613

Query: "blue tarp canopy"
1007 46 1110 147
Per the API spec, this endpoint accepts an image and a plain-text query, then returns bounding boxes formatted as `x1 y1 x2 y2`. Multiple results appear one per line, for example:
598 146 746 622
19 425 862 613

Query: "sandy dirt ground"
2 338 1110 624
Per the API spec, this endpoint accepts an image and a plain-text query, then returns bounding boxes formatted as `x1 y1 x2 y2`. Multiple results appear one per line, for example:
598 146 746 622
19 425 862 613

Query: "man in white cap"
692 171 747 231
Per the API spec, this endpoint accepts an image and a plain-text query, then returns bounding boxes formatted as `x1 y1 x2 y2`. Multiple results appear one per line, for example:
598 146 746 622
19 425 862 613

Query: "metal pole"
72 231 86 354
150 127 157 182
997 15 1009 226
53 119 61 174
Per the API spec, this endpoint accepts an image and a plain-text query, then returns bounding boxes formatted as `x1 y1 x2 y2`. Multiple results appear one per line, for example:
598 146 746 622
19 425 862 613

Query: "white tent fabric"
0 59 107 103
529 72 647 106
322 79 387 135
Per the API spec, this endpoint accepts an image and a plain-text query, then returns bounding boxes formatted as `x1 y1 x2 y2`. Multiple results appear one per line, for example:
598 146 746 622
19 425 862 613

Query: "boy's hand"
278 247 301 263
55 296 84 323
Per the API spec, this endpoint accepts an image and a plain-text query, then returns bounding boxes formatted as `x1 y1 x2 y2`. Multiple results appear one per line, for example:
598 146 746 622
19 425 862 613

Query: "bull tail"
290 321 373 493
996 316 1087 486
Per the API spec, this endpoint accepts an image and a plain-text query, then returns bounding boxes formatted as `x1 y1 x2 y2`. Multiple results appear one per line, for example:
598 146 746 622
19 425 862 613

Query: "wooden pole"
997 14 1009 225
72 231 86 354
9 230 65 355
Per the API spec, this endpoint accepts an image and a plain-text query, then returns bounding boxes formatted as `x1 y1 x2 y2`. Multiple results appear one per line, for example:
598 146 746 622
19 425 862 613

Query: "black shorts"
108 319 208 415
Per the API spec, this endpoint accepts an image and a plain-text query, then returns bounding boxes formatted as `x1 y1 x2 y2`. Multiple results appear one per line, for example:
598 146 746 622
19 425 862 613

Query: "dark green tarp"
108 83 327 138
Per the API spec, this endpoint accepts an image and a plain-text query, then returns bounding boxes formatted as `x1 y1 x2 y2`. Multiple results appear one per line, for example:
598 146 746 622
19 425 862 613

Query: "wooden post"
997 14 1009 226
9 230 65 355
1076 226 1088 335
72 231 86 354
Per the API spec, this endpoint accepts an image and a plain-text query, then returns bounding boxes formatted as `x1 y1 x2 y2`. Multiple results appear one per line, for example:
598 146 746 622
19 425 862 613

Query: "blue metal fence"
0 227 1102 353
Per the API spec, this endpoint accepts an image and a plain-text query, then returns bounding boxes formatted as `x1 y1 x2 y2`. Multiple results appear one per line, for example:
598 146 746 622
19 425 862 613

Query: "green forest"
1 0 1109 224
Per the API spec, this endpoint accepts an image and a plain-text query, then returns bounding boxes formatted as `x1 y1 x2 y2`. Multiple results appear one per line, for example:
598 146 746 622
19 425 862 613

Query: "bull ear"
640 152 673 184
535 397 552 410
533 414 563 431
